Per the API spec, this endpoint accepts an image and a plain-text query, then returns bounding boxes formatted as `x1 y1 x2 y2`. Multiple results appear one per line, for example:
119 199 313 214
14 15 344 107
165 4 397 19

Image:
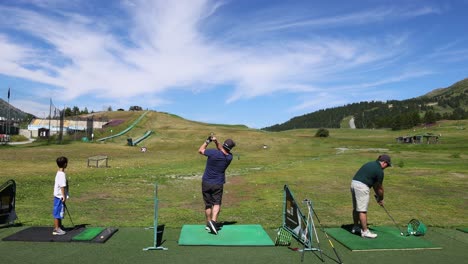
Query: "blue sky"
0 0 467 128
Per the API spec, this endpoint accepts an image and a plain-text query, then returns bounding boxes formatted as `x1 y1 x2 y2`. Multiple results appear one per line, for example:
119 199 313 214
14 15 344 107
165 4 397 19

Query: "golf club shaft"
381 205 404 235
63 202 75 227
301 242 306 262
374 194 404 235
312 210 343 264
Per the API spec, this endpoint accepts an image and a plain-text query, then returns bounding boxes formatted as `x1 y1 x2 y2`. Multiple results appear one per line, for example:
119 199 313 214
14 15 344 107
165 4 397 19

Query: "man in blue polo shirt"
198 135 236 235
350 154 392 238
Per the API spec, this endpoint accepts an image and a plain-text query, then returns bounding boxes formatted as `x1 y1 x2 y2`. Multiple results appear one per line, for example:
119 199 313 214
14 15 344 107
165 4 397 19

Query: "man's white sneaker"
361 229 377 238
351 225 361 234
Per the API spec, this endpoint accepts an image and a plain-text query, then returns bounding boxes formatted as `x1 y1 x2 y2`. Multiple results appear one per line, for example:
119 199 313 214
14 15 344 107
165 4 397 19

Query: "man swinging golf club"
350 154 392 238
198 134 236 235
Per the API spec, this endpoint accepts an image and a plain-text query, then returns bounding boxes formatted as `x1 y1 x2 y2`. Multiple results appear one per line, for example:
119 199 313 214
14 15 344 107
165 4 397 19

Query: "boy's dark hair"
56 156 68 168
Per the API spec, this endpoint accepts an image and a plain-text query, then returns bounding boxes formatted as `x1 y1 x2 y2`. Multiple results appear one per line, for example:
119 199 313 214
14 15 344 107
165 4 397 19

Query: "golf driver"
375 195 404 236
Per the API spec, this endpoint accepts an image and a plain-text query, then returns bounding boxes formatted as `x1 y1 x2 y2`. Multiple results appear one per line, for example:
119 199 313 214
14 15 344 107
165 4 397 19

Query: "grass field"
1 111 467 229
1 111 467 263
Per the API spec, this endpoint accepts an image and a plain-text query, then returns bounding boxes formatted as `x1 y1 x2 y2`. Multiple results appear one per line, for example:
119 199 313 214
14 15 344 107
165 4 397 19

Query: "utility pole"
7 87 11 135
48 98 52 143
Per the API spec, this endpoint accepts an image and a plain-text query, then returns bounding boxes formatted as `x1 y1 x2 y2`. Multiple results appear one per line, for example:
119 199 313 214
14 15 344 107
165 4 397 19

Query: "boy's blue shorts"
52 197 65 219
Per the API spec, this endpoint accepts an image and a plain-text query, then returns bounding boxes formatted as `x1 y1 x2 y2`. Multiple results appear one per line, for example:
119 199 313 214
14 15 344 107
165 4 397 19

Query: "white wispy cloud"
0 0 457 126
255 5 441 32
0 1 419 101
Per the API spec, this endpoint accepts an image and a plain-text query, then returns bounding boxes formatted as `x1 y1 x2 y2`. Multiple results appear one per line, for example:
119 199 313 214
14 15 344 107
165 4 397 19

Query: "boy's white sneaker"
361 229 377 238
52 228 66 236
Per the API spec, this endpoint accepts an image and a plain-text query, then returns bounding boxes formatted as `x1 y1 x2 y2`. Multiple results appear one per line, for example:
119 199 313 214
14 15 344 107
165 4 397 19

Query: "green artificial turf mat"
72 227 105 241
325 226 442 251
456 227 468 233
178 224 274 246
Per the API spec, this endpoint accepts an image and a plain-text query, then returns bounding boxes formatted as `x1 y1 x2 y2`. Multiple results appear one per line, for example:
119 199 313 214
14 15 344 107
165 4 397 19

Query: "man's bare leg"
359 212 368 231
211 205 220 222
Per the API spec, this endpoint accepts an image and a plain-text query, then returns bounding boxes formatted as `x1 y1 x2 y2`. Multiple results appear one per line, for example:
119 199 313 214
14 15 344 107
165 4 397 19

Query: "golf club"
312 208 344 264
63 202 75 228
375 195 404 236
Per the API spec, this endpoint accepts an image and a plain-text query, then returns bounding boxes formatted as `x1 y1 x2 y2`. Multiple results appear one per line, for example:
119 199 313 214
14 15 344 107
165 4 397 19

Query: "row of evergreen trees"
63 106 91 117
263 86 467 131
62 105 143 117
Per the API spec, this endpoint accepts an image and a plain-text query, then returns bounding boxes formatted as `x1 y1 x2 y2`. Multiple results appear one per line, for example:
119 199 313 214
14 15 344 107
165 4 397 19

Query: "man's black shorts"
202 182 224 207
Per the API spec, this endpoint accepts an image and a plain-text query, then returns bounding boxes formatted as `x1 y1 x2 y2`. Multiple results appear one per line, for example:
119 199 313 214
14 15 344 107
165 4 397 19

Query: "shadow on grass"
341 223 378 237
0 222 23 229
218 220 237 228
144 224 166 247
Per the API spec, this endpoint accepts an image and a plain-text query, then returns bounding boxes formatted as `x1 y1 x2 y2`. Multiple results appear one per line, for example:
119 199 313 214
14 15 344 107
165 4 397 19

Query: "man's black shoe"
208 220 218 235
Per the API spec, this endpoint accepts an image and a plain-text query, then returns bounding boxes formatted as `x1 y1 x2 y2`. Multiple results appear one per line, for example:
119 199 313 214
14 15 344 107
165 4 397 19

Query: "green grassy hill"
0 98 32 120
422 78 468 98
264 78 468 131
1 111 467 230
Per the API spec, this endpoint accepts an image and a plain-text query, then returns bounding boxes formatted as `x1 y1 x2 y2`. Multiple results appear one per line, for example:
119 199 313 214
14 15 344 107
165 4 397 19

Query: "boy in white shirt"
52 156 69 235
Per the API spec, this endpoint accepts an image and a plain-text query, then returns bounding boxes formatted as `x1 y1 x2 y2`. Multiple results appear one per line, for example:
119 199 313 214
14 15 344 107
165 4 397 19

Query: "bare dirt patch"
451 172 466 178
336 147 389 154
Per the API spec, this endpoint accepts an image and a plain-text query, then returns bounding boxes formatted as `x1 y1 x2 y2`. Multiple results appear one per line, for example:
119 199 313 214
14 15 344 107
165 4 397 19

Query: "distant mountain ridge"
0 98 33 121
263 78 468 131
1 78 467 131
420 78 467 98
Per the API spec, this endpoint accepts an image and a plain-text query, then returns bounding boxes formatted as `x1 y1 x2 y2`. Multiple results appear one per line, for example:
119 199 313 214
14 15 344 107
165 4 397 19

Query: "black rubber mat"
2 226 118 243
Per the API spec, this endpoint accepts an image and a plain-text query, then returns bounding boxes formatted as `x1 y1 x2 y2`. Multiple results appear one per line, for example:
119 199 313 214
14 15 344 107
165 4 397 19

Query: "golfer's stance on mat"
52 156 69 236
198 135 236 235
350 154 392 238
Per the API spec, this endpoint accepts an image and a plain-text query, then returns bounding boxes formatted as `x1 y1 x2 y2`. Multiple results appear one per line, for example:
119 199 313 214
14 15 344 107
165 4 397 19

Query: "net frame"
48 99 65 143
0 179 17 226
281 185 311 247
